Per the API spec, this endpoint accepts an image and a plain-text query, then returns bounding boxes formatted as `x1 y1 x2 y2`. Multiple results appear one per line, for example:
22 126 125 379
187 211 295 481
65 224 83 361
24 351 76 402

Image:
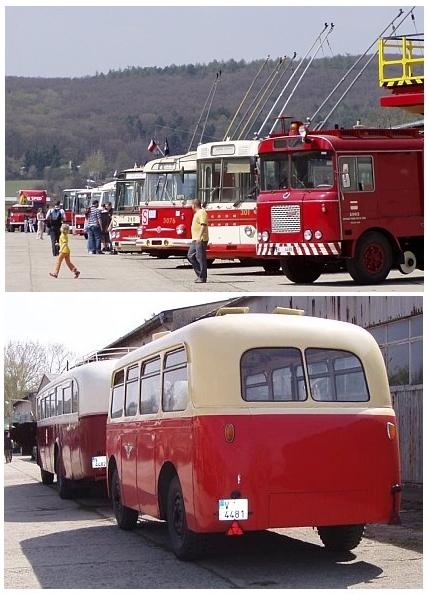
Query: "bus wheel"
40 468 54 485
280 257 323 283
111 469 138 530
56 455 72 499
346 232 392 284
317 524 365 552
167 476 206 561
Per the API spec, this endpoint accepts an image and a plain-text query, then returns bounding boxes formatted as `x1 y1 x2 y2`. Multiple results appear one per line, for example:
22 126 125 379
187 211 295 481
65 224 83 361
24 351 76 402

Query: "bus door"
120 365 139 509
135 357 161 512
338 155 376 234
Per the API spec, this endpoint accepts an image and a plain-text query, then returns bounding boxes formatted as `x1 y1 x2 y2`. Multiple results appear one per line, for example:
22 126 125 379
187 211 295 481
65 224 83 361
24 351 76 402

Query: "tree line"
6 55 415 197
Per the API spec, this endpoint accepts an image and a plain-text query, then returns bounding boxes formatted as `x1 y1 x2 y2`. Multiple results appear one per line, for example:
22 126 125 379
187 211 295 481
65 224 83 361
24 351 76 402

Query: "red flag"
148 139 157 152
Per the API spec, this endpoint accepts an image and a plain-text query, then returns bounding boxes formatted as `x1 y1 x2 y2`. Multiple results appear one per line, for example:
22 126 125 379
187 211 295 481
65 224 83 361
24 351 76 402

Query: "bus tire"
56 454 72 499
280 257 323 283
111 469 138 530
317 524 365 552
40 468 54 485
346 232 392 284
167 476 206 561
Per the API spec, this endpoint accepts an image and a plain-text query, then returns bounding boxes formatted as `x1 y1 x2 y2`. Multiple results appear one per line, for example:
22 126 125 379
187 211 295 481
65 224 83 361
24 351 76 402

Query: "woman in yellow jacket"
49 224 80 279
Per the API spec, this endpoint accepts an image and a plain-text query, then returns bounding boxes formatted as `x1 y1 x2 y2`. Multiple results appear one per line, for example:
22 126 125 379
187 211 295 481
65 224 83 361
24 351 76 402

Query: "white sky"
3 293 242 358
4 4 423 78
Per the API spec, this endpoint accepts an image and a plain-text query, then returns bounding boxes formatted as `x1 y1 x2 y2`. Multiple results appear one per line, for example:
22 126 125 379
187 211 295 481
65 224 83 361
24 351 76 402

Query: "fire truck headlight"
314 230 323 240
244 225 254 238
176 224 186 235
261 230 270 242
304 229 313 241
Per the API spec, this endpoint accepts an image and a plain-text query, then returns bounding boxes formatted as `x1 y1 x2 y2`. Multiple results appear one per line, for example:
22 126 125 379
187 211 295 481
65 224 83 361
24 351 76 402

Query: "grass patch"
6 180 46 196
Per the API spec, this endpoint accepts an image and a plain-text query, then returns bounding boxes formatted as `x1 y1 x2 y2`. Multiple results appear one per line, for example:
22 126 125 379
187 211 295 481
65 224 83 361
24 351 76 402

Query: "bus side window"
162 348 188 412
111 370 125 418
57 387 64 416
125 365 139 417
63 384 72 414
140 357 161 414
71 380 78 413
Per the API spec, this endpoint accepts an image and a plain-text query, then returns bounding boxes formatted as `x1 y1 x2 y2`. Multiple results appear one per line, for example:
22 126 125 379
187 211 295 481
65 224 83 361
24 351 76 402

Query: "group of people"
24 209 45 238
37 196 209 283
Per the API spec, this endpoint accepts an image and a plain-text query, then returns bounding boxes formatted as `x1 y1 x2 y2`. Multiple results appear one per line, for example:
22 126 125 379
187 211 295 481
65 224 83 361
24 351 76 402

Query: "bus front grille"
271 205 301 233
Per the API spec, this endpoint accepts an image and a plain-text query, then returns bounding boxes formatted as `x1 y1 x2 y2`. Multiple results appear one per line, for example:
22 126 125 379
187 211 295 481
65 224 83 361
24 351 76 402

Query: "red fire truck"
6 189 48 232
256 120 424 284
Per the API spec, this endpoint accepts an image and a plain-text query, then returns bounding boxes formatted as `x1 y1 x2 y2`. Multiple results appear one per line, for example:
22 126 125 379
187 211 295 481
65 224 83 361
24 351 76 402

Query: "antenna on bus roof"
272 307 305 316
188 70 222 152
216 307 250 316
310 8 410 130
257 23 331 137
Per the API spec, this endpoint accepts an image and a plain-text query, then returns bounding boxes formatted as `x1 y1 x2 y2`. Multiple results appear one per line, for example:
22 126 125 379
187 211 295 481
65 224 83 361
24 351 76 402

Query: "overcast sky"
5 4 423 78
3 293 242 358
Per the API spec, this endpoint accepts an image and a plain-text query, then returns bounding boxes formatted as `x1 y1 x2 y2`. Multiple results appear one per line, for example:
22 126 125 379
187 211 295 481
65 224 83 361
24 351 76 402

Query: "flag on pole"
148 139 157 152
164 138 170 156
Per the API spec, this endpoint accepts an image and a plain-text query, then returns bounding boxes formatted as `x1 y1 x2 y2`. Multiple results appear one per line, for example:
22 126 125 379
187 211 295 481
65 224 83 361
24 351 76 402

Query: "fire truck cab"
256 121 424 284
6 189 48 232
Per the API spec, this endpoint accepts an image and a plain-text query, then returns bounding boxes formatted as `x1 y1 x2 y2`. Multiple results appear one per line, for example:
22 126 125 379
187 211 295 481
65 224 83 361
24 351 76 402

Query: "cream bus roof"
37 359 117 417
112 313 391 409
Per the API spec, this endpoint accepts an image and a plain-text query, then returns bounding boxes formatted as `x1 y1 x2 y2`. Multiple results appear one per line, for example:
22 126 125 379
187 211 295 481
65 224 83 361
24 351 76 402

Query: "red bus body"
36 359 117 497
7 189 48 232
136 152 197 257
256 122 424 284
106 312 401 560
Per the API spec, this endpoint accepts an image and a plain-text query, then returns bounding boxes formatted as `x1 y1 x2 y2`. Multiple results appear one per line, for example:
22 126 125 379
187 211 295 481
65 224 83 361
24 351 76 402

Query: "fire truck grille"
271 205 301 233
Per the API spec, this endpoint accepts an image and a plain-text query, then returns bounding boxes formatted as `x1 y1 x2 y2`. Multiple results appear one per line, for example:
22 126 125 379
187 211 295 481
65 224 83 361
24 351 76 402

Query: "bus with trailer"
6 189 48 232
106 308 401 561
197 139 279 271
36 358 119 499
110 167 145 253
256 119 424 284
136 152 197 258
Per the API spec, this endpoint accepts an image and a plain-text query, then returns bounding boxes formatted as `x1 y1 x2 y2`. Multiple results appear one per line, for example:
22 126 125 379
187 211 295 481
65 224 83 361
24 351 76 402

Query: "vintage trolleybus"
106 309 401 561
36 359 118 498
136 152 197 257
110 167 146 253
256 119 424 284
197 139 279 271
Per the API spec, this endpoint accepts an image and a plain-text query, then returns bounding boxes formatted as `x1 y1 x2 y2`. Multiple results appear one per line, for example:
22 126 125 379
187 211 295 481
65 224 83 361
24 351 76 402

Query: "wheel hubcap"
363 244 385 273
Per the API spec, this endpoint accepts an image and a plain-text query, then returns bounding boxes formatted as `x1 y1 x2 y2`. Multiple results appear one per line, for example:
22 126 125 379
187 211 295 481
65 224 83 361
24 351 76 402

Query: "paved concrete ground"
5 230 424 293
4 456 423 589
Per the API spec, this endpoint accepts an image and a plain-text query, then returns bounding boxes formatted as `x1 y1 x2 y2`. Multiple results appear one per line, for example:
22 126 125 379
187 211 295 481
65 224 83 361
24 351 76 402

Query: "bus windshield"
261 150 334 191
76 192 92 214
116 181 144 211
199 158 257 204
142 172 196 204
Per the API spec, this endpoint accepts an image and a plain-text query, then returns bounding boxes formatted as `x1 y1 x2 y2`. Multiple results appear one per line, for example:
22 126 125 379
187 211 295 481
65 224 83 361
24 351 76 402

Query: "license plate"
218 498 248 521
276 245 295 255
91 456 107 469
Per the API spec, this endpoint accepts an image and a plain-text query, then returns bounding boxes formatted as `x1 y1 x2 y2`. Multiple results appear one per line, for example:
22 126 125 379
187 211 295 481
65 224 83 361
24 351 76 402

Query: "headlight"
137 227 143 236
176 224 186 235
262 230 270 242
257 232 262 241
244 225 254 238
304 229 313 241
314 230 323 240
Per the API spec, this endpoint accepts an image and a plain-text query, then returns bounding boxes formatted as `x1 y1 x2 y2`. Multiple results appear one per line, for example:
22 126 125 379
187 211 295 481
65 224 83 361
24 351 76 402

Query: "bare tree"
4 340 78 413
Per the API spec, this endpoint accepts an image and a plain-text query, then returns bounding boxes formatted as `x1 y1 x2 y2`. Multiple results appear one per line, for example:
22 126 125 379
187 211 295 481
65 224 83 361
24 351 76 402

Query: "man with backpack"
46 200 65 256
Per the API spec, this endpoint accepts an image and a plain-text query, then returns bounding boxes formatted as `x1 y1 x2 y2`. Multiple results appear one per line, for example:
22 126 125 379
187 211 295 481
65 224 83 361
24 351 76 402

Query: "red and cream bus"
106 308 401 560
136 152 197 257
197 139 280 271
256 119 424 284
36 359 118 498
110 167 146 253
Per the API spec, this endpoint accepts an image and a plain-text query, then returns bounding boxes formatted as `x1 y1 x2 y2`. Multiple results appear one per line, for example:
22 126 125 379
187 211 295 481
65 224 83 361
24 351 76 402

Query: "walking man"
187 198 209 283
